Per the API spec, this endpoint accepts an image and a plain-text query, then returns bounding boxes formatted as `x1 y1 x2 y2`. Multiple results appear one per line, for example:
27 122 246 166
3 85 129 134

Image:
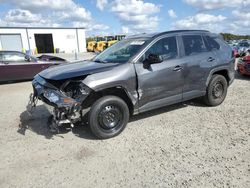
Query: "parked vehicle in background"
105 35 126 48
115 34 126 41
0 51 67 82
28 30 235 139
237 50 250 76
87 39 96 52
233 47 239 58
87 35 126 52
105 36 116 47
94 37 107 52
238 41 250 55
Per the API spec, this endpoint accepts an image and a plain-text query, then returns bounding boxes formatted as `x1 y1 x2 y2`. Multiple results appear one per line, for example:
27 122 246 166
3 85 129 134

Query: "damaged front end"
27 74 92 132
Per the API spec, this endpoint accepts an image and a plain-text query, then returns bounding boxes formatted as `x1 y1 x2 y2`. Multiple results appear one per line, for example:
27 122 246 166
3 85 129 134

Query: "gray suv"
28 30 235 139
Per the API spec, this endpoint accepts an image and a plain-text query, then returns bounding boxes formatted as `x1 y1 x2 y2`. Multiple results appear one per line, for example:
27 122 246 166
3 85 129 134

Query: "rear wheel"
203 74 228 106
88 96 129 139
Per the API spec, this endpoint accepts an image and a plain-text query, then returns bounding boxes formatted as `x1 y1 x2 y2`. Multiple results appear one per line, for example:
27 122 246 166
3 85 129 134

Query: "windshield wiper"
94 59 108 63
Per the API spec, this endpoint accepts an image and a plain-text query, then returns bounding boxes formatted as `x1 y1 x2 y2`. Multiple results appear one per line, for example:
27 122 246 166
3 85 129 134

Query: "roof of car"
127 30 210 39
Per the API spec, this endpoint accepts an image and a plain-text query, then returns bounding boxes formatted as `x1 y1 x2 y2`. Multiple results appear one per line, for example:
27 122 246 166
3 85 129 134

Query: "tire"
203 74 228 106
88 96 129 139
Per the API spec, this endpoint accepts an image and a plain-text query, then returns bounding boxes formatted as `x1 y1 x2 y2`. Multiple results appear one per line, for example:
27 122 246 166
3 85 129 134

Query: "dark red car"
237 55 250 76
0 51 66 82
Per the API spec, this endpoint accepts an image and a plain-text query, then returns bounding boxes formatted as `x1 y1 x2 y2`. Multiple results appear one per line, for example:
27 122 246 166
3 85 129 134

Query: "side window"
204 35 220 50
2 52 26 62
182 35 207 56
142 36 178 62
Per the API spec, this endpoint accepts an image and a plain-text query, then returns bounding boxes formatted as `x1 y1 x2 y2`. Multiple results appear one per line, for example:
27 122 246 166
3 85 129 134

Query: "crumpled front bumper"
31 75 80 109
27 75 89 131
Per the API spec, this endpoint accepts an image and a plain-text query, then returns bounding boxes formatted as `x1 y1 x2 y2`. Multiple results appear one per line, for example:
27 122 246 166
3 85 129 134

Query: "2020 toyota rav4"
28 30 235 139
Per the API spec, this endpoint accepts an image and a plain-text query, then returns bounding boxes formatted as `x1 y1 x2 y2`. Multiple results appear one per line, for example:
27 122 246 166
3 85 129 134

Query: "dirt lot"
0 75 249 188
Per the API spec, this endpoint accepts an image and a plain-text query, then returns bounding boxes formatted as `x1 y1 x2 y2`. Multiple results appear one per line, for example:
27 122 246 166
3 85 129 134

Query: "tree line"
220 33 250 40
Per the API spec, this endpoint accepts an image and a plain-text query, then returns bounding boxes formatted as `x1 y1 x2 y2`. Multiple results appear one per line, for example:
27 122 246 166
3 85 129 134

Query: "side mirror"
143 54 163 69
25 55 31 62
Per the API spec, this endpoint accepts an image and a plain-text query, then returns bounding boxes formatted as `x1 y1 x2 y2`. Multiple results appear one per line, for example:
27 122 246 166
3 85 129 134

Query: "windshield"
93 39 148 63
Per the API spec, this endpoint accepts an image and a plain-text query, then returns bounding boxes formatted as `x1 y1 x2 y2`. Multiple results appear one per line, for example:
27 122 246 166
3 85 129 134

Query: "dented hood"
39 60 119 80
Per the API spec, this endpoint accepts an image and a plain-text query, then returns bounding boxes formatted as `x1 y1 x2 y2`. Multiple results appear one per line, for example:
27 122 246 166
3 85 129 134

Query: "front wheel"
88 96 129 139
203 74 228 106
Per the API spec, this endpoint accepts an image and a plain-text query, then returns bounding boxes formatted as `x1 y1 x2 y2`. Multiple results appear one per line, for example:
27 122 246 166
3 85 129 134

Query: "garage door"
0 34 23 51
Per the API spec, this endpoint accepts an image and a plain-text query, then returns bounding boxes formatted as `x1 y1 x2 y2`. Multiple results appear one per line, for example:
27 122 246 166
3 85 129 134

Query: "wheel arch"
206 67 230 86
82 86 135 115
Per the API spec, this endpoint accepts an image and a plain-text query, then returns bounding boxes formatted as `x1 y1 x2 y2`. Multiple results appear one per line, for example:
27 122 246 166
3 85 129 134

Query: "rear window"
182 35 207 56
204 35 220 50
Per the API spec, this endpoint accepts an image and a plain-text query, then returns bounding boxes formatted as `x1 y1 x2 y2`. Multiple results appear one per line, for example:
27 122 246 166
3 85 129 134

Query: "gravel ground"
0 74 249 188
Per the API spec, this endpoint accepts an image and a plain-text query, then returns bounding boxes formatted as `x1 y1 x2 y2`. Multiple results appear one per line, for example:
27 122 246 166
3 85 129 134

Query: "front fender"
82 63 139 112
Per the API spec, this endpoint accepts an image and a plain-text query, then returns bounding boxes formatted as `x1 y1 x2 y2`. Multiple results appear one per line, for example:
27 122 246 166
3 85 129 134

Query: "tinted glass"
204 35 220 50
143 37 178 61
2 52 25 62
183 35 207 56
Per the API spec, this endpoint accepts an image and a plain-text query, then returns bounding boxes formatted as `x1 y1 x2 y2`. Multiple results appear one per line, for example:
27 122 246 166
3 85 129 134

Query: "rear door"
181 34 217 100
134 35 184 112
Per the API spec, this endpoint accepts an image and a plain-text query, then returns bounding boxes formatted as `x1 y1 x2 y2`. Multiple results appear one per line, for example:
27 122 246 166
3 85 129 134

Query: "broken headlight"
43 89 75 106
44 90 60 103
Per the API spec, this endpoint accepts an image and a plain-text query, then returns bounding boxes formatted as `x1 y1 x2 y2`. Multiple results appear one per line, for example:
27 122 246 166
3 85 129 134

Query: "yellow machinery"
94 37 107 52
87 35 126 52
87 38 96 52
105 36 117 47
105 35 126 49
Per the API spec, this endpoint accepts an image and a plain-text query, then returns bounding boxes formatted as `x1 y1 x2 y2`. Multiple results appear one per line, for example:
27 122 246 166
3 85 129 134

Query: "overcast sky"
0 0 249 36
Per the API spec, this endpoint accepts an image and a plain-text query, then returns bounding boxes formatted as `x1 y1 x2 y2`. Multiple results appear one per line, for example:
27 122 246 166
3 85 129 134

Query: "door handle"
207 57 215 62
173 65 182 72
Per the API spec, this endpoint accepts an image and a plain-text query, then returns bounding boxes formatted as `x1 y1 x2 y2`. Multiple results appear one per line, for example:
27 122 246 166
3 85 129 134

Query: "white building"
0 27 87 54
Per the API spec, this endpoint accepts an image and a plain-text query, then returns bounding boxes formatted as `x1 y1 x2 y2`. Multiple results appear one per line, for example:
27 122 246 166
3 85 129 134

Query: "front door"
134 36 184 113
